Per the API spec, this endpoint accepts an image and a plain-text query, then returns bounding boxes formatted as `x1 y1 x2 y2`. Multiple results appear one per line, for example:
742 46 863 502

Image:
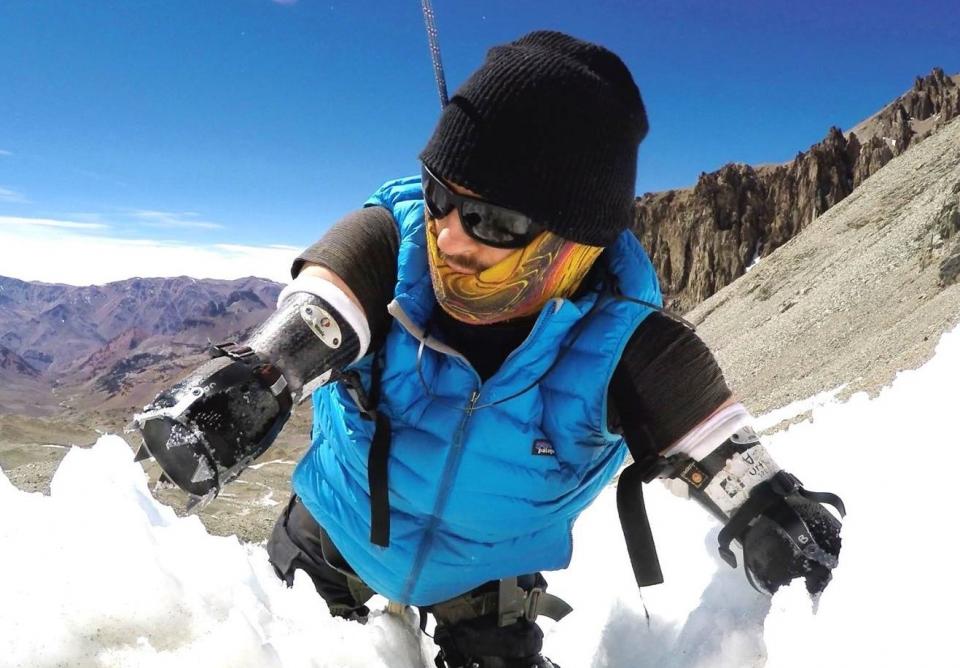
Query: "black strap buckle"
211 340 258 362
211 340 292 412
339 370 374 417
496 577 572 627
638 452 693 483
337 357 391 549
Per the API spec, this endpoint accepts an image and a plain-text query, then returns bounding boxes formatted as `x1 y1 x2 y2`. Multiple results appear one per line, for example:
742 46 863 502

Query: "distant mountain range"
635 68 960 311
0 276 281 417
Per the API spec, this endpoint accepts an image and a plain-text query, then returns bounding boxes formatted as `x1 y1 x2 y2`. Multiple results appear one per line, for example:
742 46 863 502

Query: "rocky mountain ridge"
636 68 960 311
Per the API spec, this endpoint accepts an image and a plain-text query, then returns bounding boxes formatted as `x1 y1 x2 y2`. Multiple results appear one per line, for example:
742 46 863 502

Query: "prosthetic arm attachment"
130 275 370 503
656 403 846 595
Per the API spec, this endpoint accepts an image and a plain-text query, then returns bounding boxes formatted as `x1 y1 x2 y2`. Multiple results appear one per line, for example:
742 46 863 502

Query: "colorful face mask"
425 216 603 325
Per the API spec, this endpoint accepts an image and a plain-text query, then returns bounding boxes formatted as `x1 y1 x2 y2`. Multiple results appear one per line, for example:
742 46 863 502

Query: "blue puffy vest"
293 176 662 605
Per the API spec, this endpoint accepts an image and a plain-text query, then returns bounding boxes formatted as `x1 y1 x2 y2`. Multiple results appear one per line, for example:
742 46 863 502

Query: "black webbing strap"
368 410 392 547
717 470 846 569
610 365 665 588
771 498 840 570
208 340 293 472
341 355 393 548
798 488 846 518
717 472 793 568
616 463 664 587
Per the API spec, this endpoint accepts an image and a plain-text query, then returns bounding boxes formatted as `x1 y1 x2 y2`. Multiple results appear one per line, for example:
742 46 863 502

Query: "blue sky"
1 0 957 284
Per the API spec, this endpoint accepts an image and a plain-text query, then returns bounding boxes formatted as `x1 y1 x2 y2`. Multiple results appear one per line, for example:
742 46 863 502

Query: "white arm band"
662 402 754 461
278 274 371 362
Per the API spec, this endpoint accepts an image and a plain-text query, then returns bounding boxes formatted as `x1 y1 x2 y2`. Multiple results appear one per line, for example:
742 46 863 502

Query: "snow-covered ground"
2 326 957 667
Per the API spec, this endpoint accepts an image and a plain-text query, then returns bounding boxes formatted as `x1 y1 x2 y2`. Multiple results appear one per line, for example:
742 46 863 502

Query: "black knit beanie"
419 30 648 247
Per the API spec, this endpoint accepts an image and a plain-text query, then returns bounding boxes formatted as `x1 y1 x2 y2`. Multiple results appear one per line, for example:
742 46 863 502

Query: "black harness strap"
610 364 665 587
368 410 392 546
717 473 787 568
341 355 392 547
616 463 664 587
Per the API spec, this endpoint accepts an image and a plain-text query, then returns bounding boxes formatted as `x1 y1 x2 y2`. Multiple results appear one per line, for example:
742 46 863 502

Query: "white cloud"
127 209 225 230
0 215 106 230
0 149 12 156
0 225 294 285
0 188 29 204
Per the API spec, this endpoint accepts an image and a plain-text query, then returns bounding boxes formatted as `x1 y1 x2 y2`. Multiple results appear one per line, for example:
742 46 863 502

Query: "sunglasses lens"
422 168 453 219
422 164 543 248
460 200 540 247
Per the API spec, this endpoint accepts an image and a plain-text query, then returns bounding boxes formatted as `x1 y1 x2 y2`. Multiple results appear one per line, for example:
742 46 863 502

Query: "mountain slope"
687 116 960 417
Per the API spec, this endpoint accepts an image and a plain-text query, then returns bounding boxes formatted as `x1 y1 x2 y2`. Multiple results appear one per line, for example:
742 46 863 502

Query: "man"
134 31 843 668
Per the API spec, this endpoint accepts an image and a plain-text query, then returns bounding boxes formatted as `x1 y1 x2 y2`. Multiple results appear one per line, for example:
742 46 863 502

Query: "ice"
2 326 958 665
0 436 432 668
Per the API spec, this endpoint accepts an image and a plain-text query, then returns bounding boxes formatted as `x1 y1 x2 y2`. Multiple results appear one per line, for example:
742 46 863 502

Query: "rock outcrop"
0 345 40 378
687 115 960 416
635 68 960 311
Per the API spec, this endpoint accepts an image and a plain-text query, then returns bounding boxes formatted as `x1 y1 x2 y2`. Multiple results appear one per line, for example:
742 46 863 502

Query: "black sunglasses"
421 164 545 249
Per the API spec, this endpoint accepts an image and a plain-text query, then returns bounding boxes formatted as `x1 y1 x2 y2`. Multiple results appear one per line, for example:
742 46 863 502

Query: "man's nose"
434 209 477 255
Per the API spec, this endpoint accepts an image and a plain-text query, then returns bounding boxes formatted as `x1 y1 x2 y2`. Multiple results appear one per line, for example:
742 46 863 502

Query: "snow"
0 438 430 668
752 385 847 432
2 325 958 667
745 241 762 273
248 459 297 470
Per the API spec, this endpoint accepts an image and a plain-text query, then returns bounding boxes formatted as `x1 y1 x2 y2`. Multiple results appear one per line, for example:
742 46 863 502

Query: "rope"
420 0 449 108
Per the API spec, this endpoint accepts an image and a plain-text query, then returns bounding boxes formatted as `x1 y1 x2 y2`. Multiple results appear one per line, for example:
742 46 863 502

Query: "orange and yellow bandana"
425 218 604 325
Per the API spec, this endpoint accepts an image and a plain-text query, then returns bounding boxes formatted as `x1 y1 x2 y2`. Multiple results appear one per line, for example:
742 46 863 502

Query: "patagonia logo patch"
532 439 556 456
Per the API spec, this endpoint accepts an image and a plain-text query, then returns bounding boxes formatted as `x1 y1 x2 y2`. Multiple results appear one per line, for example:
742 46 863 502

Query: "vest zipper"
465 390 480 413
495 298 564 374
402 388 480 600
390 299 565 598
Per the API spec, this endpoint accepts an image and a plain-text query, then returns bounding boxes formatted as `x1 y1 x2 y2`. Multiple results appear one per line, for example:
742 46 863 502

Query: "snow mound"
0 436 431 668
1 325 957 666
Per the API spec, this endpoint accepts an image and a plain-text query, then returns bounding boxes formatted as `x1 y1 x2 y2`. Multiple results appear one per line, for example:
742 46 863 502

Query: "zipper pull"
466 390 480 414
